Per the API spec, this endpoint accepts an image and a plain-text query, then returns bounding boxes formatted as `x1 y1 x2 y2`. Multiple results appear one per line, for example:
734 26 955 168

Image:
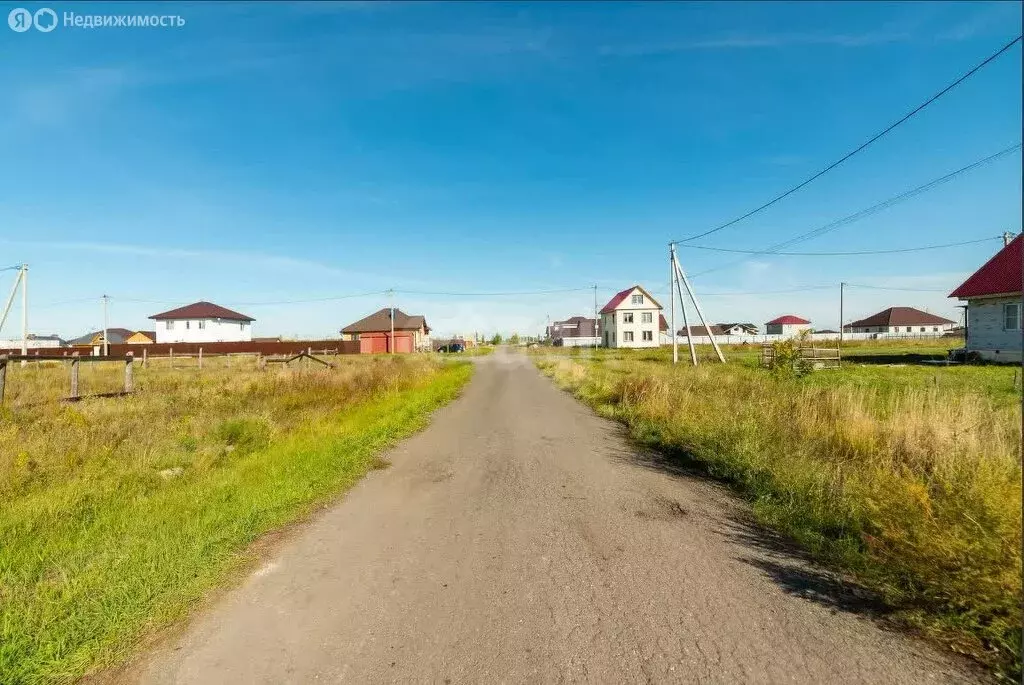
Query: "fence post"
143 347 148 368
70 358 80 400
0 355 7 405
199 347 203 370
124 356 134 393
258 353 266 370
170 348 174 369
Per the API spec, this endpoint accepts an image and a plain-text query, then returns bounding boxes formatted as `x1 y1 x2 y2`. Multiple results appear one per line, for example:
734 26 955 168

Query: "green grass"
533 345 1021 679
0 356 472 684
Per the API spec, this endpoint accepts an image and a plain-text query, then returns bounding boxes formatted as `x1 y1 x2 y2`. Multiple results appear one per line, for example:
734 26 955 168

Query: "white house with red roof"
765 314 811 338
950 234 1021 362
599 285 664 349
149 301 255 344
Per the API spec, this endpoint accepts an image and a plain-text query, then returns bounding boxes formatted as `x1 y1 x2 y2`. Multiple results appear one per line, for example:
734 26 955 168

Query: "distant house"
678 325 724 337
950 235 1022 362
548 316 599 346
847 307 956 335
765 315 811 337
69 328 134 346
341 308 430 353
124 330 156 345
149 301 254 344
599 285 663 349
718 322 758 336
0 333 64 350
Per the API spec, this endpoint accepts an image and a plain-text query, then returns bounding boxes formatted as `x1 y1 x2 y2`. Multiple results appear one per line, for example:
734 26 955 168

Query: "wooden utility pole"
102 294 110 357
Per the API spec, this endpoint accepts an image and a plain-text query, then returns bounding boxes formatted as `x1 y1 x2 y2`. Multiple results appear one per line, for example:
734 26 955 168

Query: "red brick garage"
341 308 431 354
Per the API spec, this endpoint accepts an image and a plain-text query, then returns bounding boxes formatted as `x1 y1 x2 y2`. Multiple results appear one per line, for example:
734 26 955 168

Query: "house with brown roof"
149 301 255 344
547 316 600 347
341 308 430 353
124 330 156 345
847 307 956 335
950 234 1022 362
599 285 663 349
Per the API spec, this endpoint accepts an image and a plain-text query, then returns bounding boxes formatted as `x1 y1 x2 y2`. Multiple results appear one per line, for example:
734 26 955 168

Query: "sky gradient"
1 1 1022 339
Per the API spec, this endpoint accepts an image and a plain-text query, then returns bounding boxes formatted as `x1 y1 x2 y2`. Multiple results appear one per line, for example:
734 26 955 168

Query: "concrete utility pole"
670 243 677 364
102 294 109 356
839 282 846 344
388 289 395 354
20 264 27 361
593 284 598 349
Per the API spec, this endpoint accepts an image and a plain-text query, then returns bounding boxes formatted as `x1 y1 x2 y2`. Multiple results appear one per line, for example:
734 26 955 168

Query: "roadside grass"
533 347 1021 678
0 355 472 684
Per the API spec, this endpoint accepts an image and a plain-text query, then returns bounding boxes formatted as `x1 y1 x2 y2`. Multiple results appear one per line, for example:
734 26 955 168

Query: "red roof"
950 235 1022 299
599 285 661 314
766 314 810 325
149 301 254 322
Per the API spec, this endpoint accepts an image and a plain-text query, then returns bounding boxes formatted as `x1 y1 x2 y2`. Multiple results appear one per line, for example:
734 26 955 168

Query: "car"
437 343 465 353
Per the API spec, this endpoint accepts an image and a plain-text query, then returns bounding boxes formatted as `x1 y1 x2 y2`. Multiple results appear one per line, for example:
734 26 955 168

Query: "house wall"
850 323 955 335
765 323 811 337
602 290 661 349
0 338 61 349
154 318 253 344
965 295 1022 360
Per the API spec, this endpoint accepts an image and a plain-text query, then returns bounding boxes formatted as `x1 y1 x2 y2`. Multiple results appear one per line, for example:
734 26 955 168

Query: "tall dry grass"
0 355 472 683
536 354 1021 677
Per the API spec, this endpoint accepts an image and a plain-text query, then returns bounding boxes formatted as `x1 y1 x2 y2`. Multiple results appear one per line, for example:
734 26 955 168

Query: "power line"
845 283 949 293
393 287 594 297
685 235 1001 256
689 143 1021 278
672 34 1023 244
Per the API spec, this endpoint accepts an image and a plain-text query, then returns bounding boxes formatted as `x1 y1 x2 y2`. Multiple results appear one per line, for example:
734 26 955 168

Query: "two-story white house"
765 315 812 337
950 235 1021 362
149 301 255 344
599 285 663 349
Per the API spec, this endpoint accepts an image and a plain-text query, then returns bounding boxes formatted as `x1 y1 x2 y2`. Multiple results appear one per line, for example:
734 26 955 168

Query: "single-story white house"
149 301 255 344
599 285 666 349
847 307 957 335
950 235 1021 362
765 315 811 337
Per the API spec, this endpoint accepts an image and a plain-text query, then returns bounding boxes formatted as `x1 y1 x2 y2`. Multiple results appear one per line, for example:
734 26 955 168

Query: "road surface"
129 349 976 684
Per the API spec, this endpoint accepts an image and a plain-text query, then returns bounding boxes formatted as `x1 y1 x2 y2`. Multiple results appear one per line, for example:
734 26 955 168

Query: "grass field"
0 354 472 684
533 340 1021 678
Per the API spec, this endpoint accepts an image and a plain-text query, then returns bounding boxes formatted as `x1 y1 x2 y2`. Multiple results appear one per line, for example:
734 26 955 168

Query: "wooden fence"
760 343 842 370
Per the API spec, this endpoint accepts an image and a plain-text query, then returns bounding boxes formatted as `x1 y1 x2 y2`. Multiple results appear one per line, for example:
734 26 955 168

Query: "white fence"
554 336 601 347
660 331 960 347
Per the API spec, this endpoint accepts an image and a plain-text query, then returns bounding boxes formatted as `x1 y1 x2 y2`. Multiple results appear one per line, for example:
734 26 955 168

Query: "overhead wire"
688 143 1021 278
684 235 1001 256
672 34 1023 244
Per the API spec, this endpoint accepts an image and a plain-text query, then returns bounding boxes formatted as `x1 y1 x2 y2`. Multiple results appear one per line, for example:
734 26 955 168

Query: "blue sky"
1 1 1021 339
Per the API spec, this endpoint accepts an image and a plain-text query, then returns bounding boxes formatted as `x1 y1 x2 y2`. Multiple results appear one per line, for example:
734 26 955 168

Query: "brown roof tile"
149 301 254 322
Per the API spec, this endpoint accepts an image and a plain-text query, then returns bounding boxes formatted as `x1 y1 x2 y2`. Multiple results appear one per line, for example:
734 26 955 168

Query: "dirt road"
132 349 975 684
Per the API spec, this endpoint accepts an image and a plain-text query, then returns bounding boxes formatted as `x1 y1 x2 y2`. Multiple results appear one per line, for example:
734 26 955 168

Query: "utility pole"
670 243 677 364
102 294 110 356
20 264 27 363
672 249 724 364
593 284 598 349
388 288 395 354
839 282 846 345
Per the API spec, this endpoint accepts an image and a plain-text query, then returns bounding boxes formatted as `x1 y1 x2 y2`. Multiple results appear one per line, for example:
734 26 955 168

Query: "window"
1003 303 1021 330
240 322 246 331
631 294 643 305
642 330 653 341
185 321 190 330
933 327 939 332
906 326 912 333
623 312 634 323
198 320 206 330
166 321 174 331
623 331 634 342
641 312 653 324
920 327 925 333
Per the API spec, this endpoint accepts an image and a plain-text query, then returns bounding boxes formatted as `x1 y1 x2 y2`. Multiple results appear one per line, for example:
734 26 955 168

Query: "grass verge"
0 357 472 684
534 351 1021 679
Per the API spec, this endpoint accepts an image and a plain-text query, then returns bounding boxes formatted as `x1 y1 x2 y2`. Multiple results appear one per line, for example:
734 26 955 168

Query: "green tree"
490 333 504 345
509 332 521 345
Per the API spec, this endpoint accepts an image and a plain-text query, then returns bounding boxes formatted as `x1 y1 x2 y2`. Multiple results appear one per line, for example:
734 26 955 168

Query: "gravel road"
130 348 978 684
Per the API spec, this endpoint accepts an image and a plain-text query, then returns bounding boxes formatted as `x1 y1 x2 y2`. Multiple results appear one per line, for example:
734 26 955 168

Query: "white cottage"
765 314 811 337
149 301 255 344
950 235 1021 362
599 285 664 349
